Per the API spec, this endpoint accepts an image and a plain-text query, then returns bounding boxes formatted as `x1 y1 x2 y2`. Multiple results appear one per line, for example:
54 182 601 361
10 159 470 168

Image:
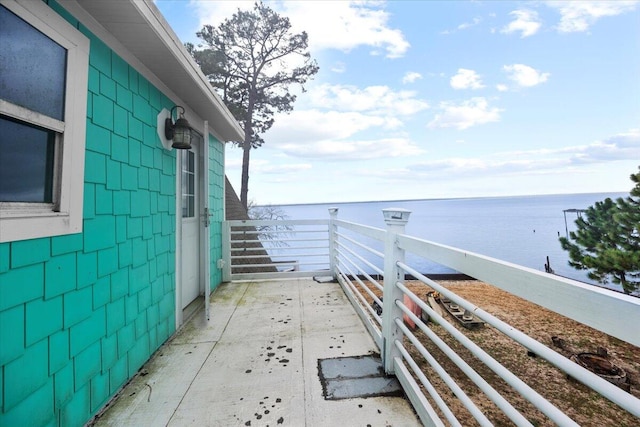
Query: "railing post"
221 221 231 282
328 207 339 279
381 208 411 374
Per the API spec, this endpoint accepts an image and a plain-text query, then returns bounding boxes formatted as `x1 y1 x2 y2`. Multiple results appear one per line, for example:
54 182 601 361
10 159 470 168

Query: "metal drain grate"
318 354 403 400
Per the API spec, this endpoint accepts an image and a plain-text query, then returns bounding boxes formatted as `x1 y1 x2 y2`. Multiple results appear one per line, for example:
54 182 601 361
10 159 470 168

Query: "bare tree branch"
190 2 319 208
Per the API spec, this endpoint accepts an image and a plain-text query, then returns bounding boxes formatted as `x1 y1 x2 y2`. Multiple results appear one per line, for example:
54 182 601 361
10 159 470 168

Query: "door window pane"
181 150 195 218
0 5 67 120
0 116 56 202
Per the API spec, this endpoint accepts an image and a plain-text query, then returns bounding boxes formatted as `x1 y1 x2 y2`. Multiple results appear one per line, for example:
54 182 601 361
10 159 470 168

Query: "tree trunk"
240 105 253 210
240 140 251 210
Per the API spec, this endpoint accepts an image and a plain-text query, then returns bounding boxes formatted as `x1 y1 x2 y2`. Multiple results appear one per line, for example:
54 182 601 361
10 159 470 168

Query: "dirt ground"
361 279 639 427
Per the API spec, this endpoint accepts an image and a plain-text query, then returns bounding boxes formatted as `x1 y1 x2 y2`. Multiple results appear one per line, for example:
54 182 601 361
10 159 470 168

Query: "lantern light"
164 105 192 149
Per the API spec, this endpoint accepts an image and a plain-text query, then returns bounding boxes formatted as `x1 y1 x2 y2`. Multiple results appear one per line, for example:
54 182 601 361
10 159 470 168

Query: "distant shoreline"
266 192 633 295
262 191 628 208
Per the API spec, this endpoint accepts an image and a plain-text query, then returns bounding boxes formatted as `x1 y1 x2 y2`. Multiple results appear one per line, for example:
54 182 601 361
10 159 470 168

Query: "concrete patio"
91 279 420 426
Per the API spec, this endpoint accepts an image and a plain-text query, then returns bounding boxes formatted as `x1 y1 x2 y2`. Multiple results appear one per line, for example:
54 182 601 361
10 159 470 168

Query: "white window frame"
0 0 89 243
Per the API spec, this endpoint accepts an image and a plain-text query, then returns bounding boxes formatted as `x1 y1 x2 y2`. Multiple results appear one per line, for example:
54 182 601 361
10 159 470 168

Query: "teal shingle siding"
0 0 231 425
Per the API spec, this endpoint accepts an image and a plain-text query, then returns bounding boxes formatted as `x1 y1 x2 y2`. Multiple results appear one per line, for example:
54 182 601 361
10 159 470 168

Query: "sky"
155 1 640 205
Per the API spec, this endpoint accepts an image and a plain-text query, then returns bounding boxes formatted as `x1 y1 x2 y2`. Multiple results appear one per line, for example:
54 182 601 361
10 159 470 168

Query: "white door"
181 143 200 309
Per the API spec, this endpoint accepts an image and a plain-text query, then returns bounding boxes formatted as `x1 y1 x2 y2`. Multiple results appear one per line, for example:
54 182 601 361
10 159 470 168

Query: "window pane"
181 150 195 218
0 5 67 120
188 149 195 171
182 194 194 218
188 194 194 217
188 170 195 195
182 195 189 218
0 116 56 202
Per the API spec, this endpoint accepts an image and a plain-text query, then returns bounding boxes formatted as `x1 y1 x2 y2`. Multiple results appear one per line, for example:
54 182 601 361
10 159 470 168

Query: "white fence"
222 219 331 281
222 209 640 425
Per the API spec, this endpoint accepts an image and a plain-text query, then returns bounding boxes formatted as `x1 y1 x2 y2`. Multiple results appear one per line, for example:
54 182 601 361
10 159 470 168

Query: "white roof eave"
61 0 244 142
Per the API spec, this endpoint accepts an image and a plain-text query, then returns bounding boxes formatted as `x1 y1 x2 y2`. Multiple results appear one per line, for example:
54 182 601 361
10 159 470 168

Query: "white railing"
222 209 640 426
222 219 331 281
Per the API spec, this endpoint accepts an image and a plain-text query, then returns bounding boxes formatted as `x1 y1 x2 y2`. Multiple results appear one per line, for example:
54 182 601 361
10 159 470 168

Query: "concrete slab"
93 343 214 426
305 394 420 427
301 283 353 307
220 310 302 342
169 310 229 345
192 338 302 379
209 281 251 307
302 330 377 360
319 355 385 379
90 279 420 427
324 376 403 400
318 355 403 400
302 305 367 335
169 391 306 427
172 282 249 345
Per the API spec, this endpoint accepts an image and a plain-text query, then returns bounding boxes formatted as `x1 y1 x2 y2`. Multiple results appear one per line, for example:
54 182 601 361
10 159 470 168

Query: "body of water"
274 192 629 293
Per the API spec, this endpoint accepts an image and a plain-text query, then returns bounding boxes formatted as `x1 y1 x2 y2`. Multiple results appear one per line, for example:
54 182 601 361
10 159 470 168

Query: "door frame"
174 121 211 327
203 121 211 321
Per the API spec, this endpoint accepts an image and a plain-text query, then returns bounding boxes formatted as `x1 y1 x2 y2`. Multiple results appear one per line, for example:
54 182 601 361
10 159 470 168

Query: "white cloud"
191 1 410 58
224 155 244 169
401 157 575 180
503 64 550 87
496 84 509 92
257 163 313 174
441 17 483 34
501 9 542 38
276 138 424 161
450 69 485 90
428 98 502 130
307 84 429 116
402 72 423 84
403 129 640 178
330 62 346 73
265 109 402 145
288 1 410 58
546 1 639 33
253 83 430 162
566 128 640 163
458 17 482 30
257 106 425 160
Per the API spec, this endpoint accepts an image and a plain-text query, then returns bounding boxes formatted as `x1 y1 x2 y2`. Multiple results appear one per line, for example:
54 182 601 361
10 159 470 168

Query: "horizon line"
253 190 630 208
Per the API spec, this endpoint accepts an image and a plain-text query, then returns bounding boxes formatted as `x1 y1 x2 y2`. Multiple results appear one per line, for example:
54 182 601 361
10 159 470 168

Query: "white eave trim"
57 0 244 142
130 1 243 140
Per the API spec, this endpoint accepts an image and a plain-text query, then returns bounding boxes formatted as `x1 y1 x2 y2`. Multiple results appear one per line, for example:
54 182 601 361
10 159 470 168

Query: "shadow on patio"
91 279 420 426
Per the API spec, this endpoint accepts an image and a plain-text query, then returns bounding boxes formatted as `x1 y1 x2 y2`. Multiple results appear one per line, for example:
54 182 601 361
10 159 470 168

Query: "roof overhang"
58 0 244 142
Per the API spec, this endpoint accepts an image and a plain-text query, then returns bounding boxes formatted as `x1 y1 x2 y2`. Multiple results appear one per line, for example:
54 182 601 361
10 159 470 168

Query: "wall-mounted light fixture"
164 105 192 149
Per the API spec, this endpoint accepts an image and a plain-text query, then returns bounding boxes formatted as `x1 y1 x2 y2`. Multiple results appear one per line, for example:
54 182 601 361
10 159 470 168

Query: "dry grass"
358 279 639 426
